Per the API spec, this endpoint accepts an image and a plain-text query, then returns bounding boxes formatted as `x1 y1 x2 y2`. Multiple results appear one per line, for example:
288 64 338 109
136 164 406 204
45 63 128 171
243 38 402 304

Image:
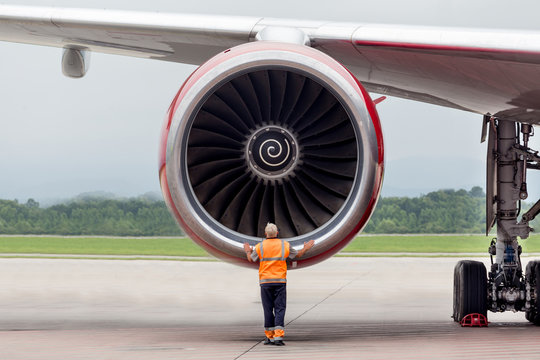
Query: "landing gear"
453 117 540 324
453 260 488 322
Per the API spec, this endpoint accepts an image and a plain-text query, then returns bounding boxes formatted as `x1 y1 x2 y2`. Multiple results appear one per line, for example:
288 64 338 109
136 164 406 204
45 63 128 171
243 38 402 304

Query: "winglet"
373 96 386 105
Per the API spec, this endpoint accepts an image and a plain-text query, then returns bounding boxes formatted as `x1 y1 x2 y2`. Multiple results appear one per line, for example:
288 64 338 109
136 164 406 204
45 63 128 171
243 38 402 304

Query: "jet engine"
159 41 384 268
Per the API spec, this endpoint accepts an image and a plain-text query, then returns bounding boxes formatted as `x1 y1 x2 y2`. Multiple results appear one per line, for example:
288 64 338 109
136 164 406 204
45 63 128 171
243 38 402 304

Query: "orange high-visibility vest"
255 238 290 284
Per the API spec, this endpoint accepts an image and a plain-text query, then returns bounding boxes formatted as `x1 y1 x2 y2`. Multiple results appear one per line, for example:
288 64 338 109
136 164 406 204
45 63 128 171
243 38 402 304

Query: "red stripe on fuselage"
354 40 540 56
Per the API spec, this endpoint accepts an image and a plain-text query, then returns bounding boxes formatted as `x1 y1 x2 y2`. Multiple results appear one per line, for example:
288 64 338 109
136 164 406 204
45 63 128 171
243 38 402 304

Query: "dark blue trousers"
260 283 287 328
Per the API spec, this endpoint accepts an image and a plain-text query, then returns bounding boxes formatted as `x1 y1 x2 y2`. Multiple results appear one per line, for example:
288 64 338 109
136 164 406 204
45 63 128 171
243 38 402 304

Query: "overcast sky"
1 0 540 203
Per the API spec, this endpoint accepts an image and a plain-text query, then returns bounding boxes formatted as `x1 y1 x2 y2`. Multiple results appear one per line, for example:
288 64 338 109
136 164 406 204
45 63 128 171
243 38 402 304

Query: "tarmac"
1 256 540 359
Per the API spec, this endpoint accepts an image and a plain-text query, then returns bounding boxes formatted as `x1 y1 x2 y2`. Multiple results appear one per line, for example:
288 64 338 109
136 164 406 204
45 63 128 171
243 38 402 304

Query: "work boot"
263 337 274 345
274 340 285 346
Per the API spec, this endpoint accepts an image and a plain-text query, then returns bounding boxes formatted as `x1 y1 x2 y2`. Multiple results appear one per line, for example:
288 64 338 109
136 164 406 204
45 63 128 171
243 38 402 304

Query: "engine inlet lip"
245 125 299 181
166 43 381 264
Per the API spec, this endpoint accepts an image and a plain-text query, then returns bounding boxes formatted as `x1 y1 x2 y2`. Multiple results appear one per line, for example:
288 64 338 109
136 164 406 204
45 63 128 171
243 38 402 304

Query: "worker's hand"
303 240 315 251
243 243 252 253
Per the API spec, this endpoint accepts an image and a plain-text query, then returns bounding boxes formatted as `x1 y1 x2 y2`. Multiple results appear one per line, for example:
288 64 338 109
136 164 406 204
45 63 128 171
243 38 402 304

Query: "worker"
243 222 315 346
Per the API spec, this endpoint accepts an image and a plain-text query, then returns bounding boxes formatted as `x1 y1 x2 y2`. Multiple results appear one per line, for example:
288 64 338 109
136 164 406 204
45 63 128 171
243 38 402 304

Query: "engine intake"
160 42 384 268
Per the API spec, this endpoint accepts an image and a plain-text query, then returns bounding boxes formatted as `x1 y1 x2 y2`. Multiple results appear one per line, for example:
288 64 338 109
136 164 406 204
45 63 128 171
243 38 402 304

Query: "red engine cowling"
159 41 384 268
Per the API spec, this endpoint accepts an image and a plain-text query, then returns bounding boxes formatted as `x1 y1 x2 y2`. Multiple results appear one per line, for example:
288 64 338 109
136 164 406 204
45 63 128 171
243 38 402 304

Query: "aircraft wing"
2 5 540 122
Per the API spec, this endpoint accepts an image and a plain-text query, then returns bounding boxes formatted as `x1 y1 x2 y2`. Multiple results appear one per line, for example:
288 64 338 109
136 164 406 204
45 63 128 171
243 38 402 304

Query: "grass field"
1 234 540 257
0 236 207 256
347 234 540 253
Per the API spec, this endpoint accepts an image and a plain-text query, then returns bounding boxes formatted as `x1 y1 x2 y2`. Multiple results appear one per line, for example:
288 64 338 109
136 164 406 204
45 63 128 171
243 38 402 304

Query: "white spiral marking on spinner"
259 138 290 167
246 125 299 180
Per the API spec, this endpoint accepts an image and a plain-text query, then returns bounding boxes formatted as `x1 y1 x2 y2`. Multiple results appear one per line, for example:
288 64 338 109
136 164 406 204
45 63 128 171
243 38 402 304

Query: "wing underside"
2 5 540 123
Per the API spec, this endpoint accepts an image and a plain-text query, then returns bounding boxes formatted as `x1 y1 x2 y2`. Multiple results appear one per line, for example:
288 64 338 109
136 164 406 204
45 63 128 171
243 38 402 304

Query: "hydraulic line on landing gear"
522 199 540 224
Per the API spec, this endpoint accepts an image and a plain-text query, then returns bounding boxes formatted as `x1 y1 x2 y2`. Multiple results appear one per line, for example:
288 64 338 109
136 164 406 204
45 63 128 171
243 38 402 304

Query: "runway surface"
1 256 540 359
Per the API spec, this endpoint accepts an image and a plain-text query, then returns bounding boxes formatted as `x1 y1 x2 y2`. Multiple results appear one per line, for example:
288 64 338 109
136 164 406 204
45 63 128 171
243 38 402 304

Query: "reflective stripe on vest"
260 278 287 283
257 238 289 284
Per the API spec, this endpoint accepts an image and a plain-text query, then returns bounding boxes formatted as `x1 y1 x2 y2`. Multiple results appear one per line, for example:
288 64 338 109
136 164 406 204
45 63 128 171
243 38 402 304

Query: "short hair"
265 222 278 238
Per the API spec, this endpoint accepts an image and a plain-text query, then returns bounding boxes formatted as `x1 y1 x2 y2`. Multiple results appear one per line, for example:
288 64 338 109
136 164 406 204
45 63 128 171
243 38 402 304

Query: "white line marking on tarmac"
286 278 357 327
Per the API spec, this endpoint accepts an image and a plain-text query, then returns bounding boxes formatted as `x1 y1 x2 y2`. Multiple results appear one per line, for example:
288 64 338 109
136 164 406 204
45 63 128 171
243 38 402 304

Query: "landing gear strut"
453 117 540 324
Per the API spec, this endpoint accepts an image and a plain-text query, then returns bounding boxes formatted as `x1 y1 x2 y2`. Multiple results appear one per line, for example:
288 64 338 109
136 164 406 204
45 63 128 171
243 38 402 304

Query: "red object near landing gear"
460 313 488 327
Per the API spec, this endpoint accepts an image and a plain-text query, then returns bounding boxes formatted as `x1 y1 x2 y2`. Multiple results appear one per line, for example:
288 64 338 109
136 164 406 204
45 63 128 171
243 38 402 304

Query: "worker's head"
265 222 278 238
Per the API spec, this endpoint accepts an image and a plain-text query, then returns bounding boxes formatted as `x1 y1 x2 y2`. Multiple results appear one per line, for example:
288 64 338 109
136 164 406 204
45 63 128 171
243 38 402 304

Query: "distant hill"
38 191 163 208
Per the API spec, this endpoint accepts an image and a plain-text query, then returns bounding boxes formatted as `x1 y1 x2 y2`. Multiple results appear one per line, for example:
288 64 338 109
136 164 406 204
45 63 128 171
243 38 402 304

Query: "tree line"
0 187 538 235
0 197 183 236
364 187 486 233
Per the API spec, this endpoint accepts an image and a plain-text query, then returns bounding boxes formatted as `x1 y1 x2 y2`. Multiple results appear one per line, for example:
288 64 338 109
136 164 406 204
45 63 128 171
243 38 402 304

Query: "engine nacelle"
159 41 384 268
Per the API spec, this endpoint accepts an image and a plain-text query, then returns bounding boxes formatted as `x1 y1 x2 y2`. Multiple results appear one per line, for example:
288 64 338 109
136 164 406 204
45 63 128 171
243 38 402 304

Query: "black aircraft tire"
534 263 540 325
452 261 463 321
453 260 488 322
525 261 539 323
